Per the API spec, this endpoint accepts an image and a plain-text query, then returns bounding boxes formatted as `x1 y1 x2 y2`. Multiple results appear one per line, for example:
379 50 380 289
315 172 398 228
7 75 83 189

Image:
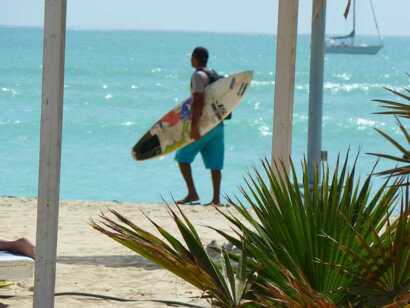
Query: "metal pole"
272 0 299 172
33 0 67 307
307 0 326 183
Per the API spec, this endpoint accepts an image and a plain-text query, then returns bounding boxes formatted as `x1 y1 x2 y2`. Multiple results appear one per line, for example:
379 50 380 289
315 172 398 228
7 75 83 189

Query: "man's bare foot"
13 238 35 259
176 195 200 205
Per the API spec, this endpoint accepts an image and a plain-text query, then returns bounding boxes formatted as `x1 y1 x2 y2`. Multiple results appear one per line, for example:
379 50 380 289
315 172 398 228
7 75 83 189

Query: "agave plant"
370 84 410 178
92 206 334 307
213 156 399 305
92 153 404 307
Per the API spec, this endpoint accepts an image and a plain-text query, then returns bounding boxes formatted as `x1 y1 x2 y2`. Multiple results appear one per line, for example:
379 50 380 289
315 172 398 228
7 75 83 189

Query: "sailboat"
326 0 383 55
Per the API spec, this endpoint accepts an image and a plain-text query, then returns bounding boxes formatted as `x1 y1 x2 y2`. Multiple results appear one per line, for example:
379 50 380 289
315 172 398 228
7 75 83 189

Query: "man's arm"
190 71 208 140
191 92 204 140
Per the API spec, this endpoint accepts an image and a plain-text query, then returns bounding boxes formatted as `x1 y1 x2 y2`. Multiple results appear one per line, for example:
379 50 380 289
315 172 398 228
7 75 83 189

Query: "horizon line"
1 24 409 38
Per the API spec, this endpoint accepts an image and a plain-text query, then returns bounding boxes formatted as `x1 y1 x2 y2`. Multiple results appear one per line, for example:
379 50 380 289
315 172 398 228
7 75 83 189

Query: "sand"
0 197 236 308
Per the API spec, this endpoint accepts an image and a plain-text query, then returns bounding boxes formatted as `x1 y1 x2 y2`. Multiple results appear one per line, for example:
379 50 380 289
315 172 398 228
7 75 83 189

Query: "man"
175 47 224 206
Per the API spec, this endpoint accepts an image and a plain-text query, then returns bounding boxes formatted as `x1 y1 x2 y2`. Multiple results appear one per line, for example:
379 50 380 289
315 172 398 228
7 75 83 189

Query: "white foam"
323 82 402 93
296 85 308 91
1 87 17 96
347 117 386 130
102 84 108 89
165 74 178 80
356 118 376 127
294 113 308 121
121 121 136 127
151 68 162 73
258 125 272 136
0 120 22 126
105 94 113 100
334 73 351 81
131 85 138 89
252 117 265 126
324 82 369 93
252 80 274 87
295 82 406 94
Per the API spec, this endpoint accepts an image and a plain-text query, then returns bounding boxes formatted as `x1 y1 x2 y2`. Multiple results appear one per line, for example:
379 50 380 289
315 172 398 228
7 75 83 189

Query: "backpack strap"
196 68 232 121
196 68 217 83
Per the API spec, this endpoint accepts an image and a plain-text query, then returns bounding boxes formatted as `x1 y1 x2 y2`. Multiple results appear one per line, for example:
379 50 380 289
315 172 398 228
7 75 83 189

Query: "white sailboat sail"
326 0 383 55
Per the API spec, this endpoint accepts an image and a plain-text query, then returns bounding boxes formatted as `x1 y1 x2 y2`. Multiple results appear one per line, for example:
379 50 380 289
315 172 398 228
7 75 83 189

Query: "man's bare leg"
0 238 35 259
177 163 200 204
210 170 221 205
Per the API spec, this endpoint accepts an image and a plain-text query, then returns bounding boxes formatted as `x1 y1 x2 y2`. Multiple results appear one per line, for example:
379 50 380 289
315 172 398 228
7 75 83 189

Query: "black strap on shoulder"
195 68 232 121
196 68 215 83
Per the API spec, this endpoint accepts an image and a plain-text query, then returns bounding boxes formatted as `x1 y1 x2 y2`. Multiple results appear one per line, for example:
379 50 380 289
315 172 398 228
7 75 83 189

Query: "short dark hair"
192 47 209 66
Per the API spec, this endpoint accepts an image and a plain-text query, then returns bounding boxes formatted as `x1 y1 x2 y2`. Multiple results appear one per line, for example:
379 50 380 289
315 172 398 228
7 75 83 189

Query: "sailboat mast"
370 0 383 45
352 0 356 43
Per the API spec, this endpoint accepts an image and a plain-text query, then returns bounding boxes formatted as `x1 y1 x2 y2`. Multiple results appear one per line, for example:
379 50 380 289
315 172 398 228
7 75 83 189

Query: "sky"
1 0 409 37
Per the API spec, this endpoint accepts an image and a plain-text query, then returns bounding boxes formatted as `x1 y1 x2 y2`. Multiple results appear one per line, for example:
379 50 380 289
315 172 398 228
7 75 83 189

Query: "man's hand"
191 124 201 140
191 89 205 141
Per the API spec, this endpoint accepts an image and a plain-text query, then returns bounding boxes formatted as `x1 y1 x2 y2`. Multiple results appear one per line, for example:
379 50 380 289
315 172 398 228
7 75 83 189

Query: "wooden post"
33 0 67 307
272 0 299 172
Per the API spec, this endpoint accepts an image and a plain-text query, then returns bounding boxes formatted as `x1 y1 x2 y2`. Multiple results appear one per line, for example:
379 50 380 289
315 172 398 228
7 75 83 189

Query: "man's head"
191 47 209 69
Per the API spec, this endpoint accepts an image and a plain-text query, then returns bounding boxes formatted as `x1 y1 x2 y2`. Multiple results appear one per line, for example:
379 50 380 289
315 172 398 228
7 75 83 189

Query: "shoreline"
0 197 233 307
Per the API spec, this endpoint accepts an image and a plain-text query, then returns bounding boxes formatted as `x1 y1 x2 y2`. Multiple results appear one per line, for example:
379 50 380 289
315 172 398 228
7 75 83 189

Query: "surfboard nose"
238 70 254 80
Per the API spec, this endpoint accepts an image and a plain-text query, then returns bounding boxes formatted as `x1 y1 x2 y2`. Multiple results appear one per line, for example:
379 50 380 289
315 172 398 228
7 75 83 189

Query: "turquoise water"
1 26 409 202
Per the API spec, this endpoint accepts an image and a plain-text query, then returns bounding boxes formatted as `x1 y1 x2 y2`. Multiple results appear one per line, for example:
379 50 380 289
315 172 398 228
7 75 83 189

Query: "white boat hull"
326 44 383 55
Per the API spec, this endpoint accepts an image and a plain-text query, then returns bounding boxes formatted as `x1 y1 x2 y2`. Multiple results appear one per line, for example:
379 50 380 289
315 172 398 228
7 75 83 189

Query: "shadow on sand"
57 255 160 270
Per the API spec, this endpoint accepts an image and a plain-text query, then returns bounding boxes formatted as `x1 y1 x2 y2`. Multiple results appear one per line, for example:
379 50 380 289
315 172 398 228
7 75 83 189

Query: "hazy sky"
1 0 409 36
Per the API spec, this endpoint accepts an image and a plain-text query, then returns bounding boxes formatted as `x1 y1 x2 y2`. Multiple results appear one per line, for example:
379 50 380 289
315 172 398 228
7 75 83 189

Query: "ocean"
1 26 409 203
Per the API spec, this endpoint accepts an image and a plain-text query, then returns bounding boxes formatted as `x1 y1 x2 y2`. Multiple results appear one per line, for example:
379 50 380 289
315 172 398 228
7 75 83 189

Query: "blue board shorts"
175 123 224 170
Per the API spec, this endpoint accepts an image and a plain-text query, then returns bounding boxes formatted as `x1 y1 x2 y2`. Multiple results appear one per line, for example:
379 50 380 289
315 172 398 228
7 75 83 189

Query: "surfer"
175 47 224 206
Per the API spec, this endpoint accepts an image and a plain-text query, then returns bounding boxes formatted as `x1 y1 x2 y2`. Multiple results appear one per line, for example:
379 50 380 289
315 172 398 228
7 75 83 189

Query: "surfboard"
132 70 253 161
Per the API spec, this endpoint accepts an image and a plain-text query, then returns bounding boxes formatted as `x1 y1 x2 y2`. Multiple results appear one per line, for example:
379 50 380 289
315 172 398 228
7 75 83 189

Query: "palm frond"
0 280 13 288
320 187 410 307
372 82 410 177
256 267 335 307
370 121 410 176
383 292 410 308
91 207 253 307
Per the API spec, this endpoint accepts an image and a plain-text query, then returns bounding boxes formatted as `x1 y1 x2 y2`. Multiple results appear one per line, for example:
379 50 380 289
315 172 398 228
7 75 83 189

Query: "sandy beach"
0 197 234 308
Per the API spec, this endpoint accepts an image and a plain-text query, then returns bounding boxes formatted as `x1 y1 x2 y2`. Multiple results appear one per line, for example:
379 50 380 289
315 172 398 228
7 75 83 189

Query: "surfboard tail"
132 133 161 161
